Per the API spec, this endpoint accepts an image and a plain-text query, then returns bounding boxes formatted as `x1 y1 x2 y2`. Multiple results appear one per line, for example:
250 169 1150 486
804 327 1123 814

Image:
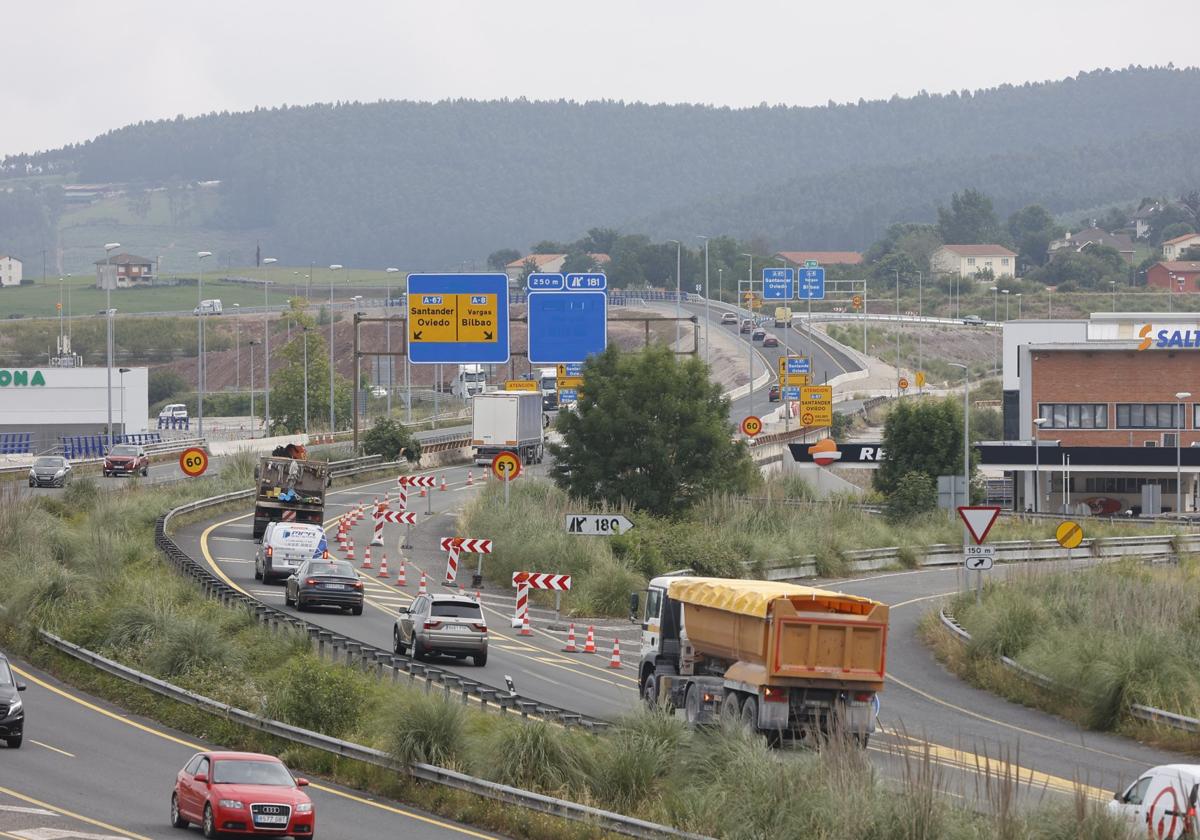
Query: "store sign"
1138 323 1200 351
0 369 46 387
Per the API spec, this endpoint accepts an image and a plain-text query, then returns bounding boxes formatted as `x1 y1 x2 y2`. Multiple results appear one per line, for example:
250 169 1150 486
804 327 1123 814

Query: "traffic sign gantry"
741 415 763 437
179 447 209 477
407 273 509 364
957 506 1001 544
1056 520 1084 549
565 514 635 536
762 267 795 300
528 272 608 364
491 451 522 482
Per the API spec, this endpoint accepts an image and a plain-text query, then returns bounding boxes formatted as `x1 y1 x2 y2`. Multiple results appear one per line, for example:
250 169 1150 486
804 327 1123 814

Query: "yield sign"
957 506 1001 545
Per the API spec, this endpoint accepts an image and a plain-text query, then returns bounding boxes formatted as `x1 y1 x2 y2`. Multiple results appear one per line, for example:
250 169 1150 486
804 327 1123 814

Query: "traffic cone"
361 546 372 569
395 560 407 587
418 571 428 596
458 582 465 594
346 540 355 563
467 470 474 486
608 638 622 668
439 474 448 491
563 623 579 653
519 612 533 636
377 553 389 578
474 589 481 602
420 486 427 498
583 626 596 654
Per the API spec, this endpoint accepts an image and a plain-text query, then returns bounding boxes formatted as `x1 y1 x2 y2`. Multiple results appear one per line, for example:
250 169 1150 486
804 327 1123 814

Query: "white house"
0 255 22 287
1162 232 1200 261
931 244 1017 279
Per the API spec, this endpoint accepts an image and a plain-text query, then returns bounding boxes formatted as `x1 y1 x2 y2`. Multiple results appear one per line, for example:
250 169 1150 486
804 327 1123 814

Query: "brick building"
1146 261 1200 293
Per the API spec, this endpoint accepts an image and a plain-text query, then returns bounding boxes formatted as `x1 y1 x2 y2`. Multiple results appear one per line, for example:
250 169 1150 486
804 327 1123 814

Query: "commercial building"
0 366 149 453
931 244 1017 279
0 255 22 287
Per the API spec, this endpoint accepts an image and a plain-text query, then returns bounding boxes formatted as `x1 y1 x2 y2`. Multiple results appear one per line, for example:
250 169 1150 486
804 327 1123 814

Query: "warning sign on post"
799 385 833 427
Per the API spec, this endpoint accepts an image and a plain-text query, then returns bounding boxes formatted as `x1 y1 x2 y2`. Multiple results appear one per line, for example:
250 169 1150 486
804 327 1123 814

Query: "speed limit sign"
491 451 522 482
179 447 209 477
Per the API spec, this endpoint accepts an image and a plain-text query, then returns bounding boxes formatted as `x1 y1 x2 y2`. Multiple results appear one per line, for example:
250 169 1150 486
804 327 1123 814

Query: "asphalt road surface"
0 656 504 840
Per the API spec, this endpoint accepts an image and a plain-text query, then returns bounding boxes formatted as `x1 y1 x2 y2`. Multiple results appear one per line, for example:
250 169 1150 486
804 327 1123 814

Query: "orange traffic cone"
563 623 578 653
467 470 474 486
377 553 389 578
608 638 622 669
361 546 373 569
418 571 428 596
474 590 481 602
346 540 355 563
395 560 407 587
519 612 533 636
419 486 427 498
439 474 448 491
583 626 596 654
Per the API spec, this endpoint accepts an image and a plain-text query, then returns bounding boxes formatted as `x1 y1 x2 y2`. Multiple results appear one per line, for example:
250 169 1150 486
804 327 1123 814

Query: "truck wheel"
685 684 702 725
641 673 658 708
719 691 742 727
740 696 759 731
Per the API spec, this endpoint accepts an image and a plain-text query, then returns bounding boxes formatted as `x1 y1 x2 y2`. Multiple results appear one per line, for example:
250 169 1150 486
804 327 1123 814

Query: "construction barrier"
0 433 32 455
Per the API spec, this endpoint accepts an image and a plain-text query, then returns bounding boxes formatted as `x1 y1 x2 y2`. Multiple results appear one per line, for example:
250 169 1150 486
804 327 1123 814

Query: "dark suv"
0 653 27 749
104 444 149 477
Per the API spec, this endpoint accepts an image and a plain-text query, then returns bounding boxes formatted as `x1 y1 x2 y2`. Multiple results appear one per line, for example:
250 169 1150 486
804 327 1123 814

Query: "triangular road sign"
957 506 1001 545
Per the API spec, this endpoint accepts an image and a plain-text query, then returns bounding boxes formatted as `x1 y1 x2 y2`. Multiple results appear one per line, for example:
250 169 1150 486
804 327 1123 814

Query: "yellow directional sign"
1056 520 1083 549
916 370 927 388
799 385 833 427
408 293 499 343
504 380 539 392
777 356 811 387
557 376 585 390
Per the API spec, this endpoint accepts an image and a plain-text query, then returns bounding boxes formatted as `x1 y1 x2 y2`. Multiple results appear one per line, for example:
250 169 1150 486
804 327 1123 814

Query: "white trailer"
471 392 545 466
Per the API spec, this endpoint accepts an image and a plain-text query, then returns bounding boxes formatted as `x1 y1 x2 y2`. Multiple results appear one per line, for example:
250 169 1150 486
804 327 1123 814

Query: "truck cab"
452 364 487 399
537 367 558 411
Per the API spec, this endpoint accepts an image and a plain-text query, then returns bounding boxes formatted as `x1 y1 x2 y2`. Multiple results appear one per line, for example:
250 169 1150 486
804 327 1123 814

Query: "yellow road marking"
10 667 498 838
0 783 153 840
30 739 75 757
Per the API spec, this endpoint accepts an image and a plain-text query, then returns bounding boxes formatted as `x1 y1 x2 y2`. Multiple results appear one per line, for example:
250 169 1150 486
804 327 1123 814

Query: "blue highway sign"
787 357 811 374
565 273 607 291
528 290 608 364
795 268 825 300
527 273 564 291
783 386 801 401
407 273 510 364
762 267 794 300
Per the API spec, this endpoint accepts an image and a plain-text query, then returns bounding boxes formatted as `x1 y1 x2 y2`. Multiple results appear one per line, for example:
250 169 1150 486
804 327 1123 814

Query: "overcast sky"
6 0 1193 157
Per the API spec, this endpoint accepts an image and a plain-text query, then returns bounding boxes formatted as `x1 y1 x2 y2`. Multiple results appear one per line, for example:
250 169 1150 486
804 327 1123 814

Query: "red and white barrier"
511 572 571 591
377 553 390 578
440 538 493 554
512 582 529 628
444 543 461 584
362 546 372 569
398 475 436 488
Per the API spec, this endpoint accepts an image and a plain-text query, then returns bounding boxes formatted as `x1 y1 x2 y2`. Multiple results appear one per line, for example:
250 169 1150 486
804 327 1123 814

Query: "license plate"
322 583 346 589
255 814 289 825
445 624 468 632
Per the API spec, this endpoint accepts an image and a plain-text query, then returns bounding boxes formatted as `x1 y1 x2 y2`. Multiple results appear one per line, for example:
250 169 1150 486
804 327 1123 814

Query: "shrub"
477 720 589 793
362 417 421 463
887 471 937 523
146 614 242 677
266 657 366 737
382 691 466 767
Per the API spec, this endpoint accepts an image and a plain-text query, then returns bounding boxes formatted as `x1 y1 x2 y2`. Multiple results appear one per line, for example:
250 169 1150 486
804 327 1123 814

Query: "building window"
1002 258 1010 266
967 257 976 266
1038 403 1107 429
1082 476 1176 494
1116 403 1184 429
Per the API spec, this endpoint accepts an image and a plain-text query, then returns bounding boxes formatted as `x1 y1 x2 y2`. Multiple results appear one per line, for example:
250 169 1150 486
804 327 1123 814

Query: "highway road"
0 656 503 839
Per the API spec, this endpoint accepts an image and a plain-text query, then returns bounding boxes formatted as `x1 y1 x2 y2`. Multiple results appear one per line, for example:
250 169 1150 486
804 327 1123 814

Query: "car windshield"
35 457 62 468
0 661 12 686
211 759 294 786
431 602 483 619
307 561 354 577
110 445 138 456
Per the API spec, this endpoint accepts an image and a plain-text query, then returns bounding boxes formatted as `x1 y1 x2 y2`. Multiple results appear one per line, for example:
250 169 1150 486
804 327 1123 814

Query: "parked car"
104 444 149 477
763 335 780 348
285 558 364 614
739 319 754 334
158 403 188 422
393 593 488 666
1108 764 1200 839
768 384 781 402
171 751 314 836
256 523 328 584
962 314 985 326
751 329 767 342
95 308 117 317
721 312 738 325
28 456 72 488
0 653 26 749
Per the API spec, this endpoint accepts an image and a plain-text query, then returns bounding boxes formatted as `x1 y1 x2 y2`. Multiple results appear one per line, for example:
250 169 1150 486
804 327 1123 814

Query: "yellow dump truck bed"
667 577 889 690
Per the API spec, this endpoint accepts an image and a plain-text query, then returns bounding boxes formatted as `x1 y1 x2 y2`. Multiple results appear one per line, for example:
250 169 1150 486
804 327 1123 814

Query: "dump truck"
634 575 888 745
252 455 331 540
470 391 545 466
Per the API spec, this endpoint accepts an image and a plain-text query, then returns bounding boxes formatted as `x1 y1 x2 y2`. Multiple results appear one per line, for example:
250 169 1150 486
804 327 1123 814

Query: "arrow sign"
564 514 635 536
964 545 995 570
378 510 418 524
439 537 493 554
512 571 572 590
957 506 1001 545
398 475 437 487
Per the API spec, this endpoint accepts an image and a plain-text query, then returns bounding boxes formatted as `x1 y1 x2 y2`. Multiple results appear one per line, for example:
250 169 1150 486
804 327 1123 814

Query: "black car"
751 329 767 342
28 456 72 488
0 653 27 749
768 384 781 402
284 559 364 615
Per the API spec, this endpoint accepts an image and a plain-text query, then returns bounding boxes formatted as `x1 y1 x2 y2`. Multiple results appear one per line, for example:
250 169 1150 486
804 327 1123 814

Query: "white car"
255 522 329 584
1109 764 1199 839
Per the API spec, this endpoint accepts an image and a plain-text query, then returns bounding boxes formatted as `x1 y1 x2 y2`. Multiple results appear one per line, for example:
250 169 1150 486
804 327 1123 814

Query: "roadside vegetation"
925 561 1200 750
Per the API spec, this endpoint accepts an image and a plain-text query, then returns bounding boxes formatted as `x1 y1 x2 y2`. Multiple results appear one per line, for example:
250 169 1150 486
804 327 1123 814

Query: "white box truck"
452 364 487 399
471 392 544 466
537 367 558 410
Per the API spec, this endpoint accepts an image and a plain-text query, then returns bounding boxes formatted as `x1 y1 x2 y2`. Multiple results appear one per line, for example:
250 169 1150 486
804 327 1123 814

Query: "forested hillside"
4 66 1200 268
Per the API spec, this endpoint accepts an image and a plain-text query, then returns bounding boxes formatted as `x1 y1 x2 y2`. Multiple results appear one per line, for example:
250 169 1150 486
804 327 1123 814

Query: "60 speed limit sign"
179 447 209 477
491 451 521 482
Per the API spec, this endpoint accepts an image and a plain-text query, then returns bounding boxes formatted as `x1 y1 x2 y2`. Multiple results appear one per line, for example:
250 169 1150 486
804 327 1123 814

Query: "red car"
104 444 149 477
171 751 314 837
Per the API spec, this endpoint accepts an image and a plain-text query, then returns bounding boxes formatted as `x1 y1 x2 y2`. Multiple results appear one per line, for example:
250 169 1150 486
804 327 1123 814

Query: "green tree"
1161 222 1197 242
1007 204 1063 267
886 471 937 523
874 398 968 496
149 369 188 404
531 240 567 254
549 346 759 515
486 248 521 272
937 188 1006 245
362 417 422 462
560 249 599 274
579 226 620 254
1030 245 1126 290
268 323 352 433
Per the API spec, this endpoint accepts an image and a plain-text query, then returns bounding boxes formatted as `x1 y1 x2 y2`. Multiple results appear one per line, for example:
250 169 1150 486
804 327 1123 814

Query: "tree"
937 188 1006 245
531 240 567 254
1007 204 1063 267
486 248 521 272
1161 222 1197 242
268 326 352 433
1180 189 1200 228
149 369 188 404
560 249 599 274
579 227 620 254
549 346 759 515
874 398 968 496
362 417 422 463
1029 245 1126 290
886 472 937 523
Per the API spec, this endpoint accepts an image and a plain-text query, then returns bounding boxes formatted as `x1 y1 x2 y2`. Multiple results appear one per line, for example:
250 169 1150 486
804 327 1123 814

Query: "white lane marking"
216 557 253 564
0 807 58 816
207 537 245 544
11 831 130 839
28 740 74 757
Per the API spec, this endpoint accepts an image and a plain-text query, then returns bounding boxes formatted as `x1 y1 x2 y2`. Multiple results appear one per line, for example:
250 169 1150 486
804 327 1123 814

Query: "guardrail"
938 609 1200 734
156 465 609 731
36 630 707 840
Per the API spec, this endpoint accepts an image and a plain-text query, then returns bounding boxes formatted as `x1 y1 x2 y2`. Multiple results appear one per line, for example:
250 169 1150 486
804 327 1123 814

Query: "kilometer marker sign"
565 514 634 536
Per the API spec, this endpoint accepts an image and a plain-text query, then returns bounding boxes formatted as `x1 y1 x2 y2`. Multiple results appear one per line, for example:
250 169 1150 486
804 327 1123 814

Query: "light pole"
262 257 276 435
329 264 343 431
118 367 131 438
696 235 711 365
1170 273 1176 313
196 250 213 436
103 242 120 448
667 240 682 346
248 340 260 435
950 362 974 599
386 267 401 415
895 270 901 398
302 327 310 434
1002 288 1010 321
917 271 923 390
1016 292 1022 319
717 267 723 307
233 303 241 390
741 253 755 418
1110 280 1116 312
1177 391 1192 514
1033 417 1048 513
990 285 999 375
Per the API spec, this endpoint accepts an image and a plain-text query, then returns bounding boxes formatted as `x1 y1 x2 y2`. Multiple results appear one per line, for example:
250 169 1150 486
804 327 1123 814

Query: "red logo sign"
807 438 842 466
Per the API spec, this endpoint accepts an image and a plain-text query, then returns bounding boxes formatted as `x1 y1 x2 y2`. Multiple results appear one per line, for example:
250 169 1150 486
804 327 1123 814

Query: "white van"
158 403 188 421
255 522 329 583
1109 764 1199 838
194 299 223 316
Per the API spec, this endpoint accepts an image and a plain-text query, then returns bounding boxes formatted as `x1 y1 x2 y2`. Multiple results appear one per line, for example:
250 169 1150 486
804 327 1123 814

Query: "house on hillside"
931 244 1017 279
504 253 611 283
0 255 22 287
95 253 155 289
1146 261 1200 293
774 250 863 266
1162 233 1200 261
1049 227 1135 264
1130 202 1163 240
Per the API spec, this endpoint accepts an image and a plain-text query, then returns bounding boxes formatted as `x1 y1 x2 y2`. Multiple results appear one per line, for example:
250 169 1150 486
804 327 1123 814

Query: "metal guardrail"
938 609 1200 734
36 630 707 840
156 464 609 731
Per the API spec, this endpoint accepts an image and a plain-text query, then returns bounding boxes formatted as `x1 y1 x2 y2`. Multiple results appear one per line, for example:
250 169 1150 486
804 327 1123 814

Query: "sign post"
958 505 1001 603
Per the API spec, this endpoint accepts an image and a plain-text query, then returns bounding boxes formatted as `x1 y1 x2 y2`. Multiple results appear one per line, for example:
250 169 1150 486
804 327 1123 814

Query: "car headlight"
218 799 244 809
7 698 21 715
295 803 312 813
54 469 65 477
28 470 34 479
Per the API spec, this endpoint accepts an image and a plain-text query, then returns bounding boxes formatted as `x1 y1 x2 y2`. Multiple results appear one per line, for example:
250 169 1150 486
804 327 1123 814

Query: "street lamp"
1177 391 1192 515
1002 288 1010 321
741 253 755 418
196 250 213 436
667 240 682 346
1110 280 1116 312
989 285 999 375
233 303 241 390
103 242 121 448
248 340 260 436
302 327 310 434
696 235 711 365
329 264 343 432
1016 292 1022 319
118 367 131 439
950 361 975 599
262 257 277 435
386 267 401 415
1033 417 1048 513
895 270 902 398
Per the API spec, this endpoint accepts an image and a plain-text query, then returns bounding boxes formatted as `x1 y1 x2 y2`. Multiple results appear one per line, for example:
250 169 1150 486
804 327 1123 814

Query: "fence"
0 433 31 454
157 416 191 430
